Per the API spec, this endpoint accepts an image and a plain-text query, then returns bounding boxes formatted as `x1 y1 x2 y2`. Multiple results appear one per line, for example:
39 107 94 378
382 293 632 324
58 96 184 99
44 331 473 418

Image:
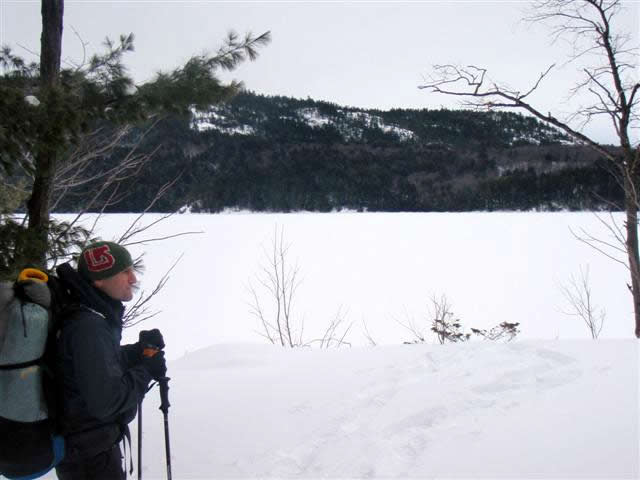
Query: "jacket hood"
56 262 125 326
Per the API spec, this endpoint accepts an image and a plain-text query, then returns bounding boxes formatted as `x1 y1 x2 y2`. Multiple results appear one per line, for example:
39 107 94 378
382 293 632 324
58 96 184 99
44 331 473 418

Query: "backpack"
0 268 65 480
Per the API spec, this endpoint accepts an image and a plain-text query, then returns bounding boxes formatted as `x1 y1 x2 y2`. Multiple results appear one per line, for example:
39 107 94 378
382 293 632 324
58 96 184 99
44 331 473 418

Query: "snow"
379 123 415 141
44 211 639 479
24 95 40 107
190 107 255 135
344 111 416 141
291 107 418 141
192 104 422 141
128 340 638 479
297 108 332 127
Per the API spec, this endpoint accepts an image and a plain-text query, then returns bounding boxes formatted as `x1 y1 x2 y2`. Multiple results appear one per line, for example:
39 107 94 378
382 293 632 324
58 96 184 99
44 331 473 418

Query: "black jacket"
54 263 152 453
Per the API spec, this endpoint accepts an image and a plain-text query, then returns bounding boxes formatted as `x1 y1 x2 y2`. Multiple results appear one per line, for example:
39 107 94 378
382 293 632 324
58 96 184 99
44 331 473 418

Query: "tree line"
47 91 620 214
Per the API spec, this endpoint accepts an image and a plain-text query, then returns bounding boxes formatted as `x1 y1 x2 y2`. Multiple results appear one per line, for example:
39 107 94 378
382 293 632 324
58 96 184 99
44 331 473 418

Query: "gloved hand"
139 328 165 350
142 350 167 380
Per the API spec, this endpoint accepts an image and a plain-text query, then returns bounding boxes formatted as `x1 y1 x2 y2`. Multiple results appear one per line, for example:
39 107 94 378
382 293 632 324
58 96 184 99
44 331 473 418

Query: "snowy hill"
130 341 638 479
57 92 620 214
189 91 570 147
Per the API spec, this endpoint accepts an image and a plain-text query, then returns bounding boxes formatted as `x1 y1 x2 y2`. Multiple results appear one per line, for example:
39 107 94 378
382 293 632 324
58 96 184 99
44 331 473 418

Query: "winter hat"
78 241 133 282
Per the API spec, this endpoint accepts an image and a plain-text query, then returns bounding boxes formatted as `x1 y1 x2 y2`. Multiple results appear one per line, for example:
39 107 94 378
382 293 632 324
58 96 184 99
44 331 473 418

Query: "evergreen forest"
51 91 623 213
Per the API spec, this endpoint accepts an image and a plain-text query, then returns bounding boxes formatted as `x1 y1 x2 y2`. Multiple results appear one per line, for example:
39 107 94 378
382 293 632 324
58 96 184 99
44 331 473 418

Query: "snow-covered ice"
64 211 634 356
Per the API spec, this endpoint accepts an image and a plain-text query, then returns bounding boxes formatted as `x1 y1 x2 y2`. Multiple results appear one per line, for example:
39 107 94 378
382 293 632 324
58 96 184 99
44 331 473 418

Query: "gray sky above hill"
2 1 638 144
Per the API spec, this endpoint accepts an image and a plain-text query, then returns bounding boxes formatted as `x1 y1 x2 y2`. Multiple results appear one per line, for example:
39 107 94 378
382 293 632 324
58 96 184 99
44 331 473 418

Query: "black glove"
139 329 165 350
142 350 167 380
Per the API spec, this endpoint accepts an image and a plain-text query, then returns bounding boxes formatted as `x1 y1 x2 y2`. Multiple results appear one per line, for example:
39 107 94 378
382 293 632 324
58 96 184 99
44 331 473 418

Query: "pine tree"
0 0 270 274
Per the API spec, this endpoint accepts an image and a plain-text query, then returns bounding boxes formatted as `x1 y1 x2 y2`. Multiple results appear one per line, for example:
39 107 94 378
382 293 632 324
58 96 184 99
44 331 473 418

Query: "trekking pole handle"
158 377 171 414
142 344 161 358
141 344 170 412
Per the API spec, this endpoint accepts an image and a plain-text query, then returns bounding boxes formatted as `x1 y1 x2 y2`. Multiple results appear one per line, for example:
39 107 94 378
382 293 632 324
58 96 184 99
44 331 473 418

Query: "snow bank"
129 341 638 479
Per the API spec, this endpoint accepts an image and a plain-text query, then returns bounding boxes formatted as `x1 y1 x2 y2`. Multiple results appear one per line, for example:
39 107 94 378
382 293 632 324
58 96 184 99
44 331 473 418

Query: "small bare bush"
470 322 520 342
560 265 605 339
248 225 351 348
429 295 470 344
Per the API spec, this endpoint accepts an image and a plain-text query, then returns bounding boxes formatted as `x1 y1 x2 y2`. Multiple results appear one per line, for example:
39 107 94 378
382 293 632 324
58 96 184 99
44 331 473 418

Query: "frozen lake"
55 211 632 358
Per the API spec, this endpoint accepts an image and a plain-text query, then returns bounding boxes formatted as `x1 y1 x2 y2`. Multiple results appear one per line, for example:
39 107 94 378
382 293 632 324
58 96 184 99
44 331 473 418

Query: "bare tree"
420 0 640 337
248 226 351 348
248 225 302 347
560 265 606 338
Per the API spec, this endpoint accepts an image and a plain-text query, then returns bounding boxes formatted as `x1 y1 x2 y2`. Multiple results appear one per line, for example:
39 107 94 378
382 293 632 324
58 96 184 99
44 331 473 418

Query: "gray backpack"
0 269 65 480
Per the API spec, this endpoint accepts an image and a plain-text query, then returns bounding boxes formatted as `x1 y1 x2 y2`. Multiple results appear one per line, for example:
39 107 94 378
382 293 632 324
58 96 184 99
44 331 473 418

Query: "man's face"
93 266 137 302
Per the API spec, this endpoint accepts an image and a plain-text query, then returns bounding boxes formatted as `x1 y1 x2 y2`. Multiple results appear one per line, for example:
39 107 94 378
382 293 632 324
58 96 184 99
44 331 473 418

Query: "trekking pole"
137 381 159 480
137 401 143 480
158 376 172 480
140 344 163 480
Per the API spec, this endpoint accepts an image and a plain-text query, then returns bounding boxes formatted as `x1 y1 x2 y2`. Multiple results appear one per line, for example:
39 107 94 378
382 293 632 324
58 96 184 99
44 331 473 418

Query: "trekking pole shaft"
138 401 142 480
163 413 172 480
159 377 172 480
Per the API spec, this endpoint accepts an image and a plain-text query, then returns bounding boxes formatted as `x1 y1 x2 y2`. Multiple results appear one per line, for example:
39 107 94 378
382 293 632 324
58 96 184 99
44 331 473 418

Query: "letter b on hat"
84 245 115 272
78 241 133 281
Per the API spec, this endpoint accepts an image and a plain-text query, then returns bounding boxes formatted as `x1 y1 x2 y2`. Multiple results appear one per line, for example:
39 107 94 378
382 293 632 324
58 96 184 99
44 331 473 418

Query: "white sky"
2 1 639 144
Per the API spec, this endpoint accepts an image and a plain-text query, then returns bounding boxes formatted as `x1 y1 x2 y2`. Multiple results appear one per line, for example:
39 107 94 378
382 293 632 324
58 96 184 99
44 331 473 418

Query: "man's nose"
129 271 137 284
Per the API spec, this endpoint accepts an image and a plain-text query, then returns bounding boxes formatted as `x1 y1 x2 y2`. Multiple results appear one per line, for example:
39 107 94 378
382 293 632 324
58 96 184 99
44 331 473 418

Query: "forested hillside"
54 91 622 213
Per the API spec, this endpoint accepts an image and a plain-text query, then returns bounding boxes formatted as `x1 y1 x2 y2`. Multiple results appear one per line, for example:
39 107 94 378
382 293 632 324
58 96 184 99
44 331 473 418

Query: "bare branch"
362 318 378 347
570 224 628 269
123 253 183 328
122 230 203 247
395 307 427 344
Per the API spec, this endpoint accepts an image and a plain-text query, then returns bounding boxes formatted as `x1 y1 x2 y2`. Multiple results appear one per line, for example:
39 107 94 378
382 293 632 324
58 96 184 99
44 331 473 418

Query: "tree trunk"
623 171 640 338
26 0 64 267
39 0 63 88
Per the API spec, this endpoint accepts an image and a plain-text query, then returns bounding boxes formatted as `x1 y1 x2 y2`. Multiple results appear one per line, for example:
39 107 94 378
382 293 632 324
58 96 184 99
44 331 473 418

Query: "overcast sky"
2 1 638 144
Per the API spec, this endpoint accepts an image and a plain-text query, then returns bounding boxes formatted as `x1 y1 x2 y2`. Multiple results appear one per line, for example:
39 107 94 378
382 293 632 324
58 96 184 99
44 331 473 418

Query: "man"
54 241 167 480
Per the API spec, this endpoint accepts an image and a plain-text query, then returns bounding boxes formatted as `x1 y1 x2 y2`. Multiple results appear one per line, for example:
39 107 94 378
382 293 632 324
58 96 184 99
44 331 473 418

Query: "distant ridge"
54 91 622 214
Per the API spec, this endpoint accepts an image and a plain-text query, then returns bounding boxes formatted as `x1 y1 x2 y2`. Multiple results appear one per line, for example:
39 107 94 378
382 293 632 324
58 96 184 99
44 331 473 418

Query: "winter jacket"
54 262 152 458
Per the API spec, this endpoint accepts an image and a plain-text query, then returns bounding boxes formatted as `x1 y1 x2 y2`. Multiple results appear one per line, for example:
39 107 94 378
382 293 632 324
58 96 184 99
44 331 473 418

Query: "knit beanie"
78 241 133 281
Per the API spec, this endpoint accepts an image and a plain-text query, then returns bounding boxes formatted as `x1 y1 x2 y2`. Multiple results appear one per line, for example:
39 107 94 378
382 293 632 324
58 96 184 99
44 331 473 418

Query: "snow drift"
130 341 638 479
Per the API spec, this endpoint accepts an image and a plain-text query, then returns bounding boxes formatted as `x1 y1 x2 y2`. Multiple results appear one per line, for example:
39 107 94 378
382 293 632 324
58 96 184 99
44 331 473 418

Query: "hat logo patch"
84 245 115 272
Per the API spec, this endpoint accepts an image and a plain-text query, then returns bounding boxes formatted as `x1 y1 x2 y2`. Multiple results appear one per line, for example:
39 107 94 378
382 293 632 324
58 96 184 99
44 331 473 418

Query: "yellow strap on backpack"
17 268 49 284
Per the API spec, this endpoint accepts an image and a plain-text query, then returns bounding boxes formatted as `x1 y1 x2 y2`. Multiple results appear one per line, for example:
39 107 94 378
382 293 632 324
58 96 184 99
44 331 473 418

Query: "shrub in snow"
470 322 520 342
402 295 520 344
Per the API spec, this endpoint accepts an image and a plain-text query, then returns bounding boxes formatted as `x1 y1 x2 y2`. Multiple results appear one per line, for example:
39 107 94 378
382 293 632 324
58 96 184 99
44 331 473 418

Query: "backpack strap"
0 358 42 370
